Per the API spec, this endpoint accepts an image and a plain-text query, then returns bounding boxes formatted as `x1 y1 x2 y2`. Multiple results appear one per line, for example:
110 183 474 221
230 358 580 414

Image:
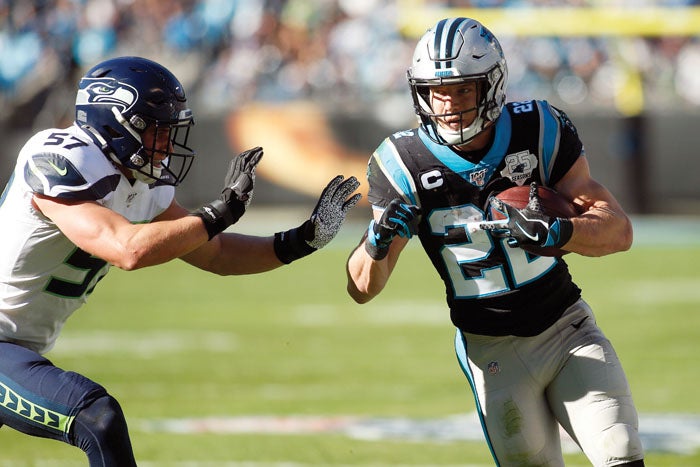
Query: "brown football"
490 185 579 257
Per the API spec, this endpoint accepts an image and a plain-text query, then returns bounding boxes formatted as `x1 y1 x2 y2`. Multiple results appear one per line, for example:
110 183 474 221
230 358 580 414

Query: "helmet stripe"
444 17 466 69
432 19 447 69
434 17 469 71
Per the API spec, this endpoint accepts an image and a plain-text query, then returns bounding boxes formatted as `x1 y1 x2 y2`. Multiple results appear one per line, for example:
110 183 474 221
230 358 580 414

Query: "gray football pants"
455 299 645 466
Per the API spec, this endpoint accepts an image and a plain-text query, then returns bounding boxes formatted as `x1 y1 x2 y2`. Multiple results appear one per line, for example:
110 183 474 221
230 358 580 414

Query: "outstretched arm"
33 146 265 271
33 194 210 271
158 200 282 274
35 146 361 274
182 174 361 275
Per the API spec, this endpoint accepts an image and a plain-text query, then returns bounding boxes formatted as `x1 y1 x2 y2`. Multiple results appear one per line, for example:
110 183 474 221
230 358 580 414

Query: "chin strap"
433 112 488 146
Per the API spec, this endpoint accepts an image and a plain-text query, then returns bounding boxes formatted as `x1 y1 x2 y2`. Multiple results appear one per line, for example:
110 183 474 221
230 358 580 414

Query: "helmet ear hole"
104 125 122 138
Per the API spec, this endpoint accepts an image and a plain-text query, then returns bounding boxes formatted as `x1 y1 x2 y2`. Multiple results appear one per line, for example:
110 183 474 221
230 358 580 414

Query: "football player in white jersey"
0 56 361 466
346 18 644 466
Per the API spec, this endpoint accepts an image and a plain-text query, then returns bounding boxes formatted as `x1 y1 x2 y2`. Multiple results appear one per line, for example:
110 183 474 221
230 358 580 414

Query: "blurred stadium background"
1 0 700 216
1 2 700 465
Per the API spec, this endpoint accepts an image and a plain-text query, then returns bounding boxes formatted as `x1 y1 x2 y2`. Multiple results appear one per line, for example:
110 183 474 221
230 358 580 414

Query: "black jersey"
367 100 584 336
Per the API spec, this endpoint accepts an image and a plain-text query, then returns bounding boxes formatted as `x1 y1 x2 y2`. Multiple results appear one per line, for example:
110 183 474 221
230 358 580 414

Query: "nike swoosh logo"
48 160 68 176
515 222 539 242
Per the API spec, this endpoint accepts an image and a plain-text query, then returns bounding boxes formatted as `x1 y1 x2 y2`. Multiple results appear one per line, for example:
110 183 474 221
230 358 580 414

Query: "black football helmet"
407 17 508 146
75 56 195 185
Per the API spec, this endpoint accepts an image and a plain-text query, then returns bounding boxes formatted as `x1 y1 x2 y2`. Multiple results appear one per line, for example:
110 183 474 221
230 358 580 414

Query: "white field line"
48 331 238 356
135 412 700 455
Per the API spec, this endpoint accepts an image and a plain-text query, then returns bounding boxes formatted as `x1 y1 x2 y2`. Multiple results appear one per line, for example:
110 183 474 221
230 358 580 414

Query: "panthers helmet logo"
75 78 138 113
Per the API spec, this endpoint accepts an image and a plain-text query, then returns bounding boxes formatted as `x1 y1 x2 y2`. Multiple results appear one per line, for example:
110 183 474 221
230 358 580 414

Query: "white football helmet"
407 17 508 146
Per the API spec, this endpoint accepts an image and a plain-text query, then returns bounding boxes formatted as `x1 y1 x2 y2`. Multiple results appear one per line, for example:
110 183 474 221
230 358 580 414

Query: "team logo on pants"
487 361 500 375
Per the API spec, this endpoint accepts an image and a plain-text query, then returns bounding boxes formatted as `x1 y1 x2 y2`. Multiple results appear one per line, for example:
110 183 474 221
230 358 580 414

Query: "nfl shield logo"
469 168 488 187
487 361 500 375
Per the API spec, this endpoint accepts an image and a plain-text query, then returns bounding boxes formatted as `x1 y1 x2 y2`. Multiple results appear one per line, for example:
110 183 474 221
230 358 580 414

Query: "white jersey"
0 124 174 354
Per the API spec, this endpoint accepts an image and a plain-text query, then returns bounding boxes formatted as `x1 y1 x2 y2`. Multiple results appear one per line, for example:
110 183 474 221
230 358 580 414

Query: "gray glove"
274 175 361 264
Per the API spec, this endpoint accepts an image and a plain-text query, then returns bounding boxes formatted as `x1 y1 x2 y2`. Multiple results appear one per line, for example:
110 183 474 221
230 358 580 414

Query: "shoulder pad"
25 152 120 201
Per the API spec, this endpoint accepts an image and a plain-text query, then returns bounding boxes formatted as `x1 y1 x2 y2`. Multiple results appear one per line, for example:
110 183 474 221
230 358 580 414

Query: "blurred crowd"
1 0 700 131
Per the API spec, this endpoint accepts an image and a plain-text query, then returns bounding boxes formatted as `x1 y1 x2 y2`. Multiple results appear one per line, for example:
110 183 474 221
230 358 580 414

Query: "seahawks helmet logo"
75 78 138 113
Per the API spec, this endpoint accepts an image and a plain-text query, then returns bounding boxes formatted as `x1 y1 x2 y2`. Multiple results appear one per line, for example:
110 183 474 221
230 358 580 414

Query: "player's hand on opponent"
483 182 572 248
274 175 362 264
191 146 264 239
364 198 421 260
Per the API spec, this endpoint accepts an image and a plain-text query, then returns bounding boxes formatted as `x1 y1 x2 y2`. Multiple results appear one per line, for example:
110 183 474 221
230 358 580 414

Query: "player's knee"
75 394 127 438
598 423 644 465
71 394 135 466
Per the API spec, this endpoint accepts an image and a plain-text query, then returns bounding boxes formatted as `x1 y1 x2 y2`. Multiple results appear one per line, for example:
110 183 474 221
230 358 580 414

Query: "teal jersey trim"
537 101 562 185
372 138 420 206
417 110 512 188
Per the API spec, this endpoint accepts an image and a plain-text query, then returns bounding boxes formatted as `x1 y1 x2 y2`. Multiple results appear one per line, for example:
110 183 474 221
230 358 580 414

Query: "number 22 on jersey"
427 204 557 299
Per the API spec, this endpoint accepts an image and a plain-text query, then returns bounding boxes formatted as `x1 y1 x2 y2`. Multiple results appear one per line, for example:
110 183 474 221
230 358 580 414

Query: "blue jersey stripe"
372 139 419 206
537 101 561 185
454 330 501 466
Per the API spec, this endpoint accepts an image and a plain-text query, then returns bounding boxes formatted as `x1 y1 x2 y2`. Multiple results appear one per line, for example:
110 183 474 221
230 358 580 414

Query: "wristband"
544 218 574 248
273 221 316 264
363 221 390 260
364 239 389 260
190 199 235 240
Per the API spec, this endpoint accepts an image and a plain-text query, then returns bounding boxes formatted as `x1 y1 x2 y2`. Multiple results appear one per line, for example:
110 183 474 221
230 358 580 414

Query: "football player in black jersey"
346 17 644 466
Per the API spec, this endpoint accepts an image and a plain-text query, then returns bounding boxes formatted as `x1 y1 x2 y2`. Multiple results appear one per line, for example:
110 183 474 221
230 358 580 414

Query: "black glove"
274 175 361 264
483 182 573 248
364 198 421 260
191 146 263 239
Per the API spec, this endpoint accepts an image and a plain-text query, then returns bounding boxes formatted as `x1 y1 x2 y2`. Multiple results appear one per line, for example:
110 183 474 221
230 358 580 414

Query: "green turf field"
2 216 699 466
